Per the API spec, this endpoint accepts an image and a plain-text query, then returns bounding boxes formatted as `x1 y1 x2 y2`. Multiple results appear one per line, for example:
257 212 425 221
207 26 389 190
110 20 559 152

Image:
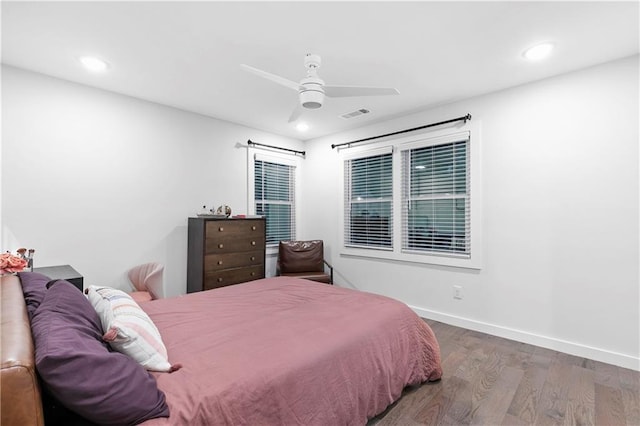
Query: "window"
339 124 481 269
254 156 296 246
344 150 393 249
401 137 470 257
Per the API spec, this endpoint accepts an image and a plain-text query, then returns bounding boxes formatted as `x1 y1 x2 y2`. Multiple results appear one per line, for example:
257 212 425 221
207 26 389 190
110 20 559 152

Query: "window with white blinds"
401 137 470 257
344 151 393 249
339 126 480 268
254 159 296 245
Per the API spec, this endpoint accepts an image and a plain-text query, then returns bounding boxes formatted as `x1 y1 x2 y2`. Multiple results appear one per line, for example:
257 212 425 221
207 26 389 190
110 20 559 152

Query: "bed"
1 274 442 425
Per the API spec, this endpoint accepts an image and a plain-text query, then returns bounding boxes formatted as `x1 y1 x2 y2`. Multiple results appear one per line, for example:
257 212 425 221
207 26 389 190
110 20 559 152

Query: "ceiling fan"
241 53 399 123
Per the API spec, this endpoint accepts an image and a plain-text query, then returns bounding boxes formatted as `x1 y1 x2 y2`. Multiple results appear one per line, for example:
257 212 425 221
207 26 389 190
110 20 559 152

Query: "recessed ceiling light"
523 42 554 61
296 122 309 132
79 56 109 72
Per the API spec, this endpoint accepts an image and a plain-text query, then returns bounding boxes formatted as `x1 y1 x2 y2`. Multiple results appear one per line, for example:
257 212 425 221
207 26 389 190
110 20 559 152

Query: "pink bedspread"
141 277 441 426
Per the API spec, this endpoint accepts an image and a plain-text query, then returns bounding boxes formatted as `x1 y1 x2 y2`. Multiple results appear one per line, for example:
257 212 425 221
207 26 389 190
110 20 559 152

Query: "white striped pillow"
86 285 179 372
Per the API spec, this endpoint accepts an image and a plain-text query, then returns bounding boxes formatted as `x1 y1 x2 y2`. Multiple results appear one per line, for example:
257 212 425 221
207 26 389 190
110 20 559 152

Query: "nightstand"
33 265 84 292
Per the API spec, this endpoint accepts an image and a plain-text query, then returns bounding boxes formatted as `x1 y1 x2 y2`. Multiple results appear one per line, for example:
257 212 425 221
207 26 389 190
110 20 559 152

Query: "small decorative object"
215 205 232 217
27 249 35 271
0 250 29 275
197 204 226 218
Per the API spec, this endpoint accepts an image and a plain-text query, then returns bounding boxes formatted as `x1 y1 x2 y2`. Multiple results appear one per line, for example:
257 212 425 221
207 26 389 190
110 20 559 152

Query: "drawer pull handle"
217 277 223 282
219 227 224 232
218 244 224 249
251 272 256 276
251 226 256 231
250 256 255 261
218 261 223 265
251 241 256 246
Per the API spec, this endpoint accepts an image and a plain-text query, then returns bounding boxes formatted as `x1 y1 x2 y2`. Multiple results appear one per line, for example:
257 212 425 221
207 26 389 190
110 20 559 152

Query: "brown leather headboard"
1 275 45 426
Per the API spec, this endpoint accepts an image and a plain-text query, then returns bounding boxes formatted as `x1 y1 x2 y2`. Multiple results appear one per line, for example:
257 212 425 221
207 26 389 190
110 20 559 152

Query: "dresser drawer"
204 265 264 290
205 235 265 254
206 220 264 238
204 251 263 272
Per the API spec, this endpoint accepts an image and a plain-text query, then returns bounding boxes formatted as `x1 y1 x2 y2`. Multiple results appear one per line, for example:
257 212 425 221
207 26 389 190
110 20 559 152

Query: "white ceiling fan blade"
324 85 399 98
287 104 304 123
240 64 301 91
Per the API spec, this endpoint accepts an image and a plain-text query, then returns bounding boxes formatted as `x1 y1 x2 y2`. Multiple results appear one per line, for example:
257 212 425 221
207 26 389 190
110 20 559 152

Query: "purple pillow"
31 279 170 425
17 271 50 320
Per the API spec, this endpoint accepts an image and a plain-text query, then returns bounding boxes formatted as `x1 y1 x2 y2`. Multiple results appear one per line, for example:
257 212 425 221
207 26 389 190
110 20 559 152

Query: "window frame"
339 121 482 270
248 149 300 253
400 132 471 258
343 146 394 251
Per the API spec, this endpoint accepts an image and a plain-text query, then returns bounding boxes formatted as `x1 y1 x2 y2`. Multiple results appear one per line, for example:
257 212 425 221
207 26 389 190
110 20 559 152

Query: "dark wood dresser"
187 217 266 293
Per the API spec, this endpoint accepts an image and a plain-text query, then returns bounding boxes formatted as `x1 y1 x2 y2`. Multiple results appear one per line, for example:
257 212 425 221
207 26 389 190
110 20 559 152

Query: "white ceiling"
2 1 638 141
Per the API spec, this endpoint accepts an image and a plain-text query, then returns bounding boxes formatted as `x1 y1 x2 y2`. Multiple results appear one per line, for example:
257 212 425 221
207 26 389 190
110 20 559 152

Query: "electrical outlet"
453 285 463 300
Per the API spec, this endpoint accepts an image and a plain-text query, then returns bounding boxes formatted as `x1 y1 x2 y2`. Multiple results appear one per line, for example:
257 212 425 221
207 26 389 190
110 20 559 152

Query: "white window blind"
344 151 393 249
401 136 470 257
254 158 296 245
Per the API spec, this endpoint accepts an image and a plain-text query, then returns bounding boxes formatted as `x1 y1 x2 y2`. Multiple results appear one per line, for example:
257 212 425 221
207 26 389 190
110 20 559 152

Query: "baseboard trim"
410 305 640 371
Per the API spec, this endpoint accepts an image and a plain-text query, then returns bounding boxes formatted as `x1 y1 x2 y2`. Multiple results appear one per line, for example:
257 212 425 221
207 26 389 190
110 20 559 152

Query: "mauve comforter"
141 277 441 426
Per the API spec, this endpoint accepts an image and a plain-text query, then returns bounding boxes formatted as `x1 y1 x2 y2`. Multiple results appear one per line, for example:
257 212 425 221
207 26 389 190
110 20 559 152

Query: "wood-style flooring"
370 319 640 425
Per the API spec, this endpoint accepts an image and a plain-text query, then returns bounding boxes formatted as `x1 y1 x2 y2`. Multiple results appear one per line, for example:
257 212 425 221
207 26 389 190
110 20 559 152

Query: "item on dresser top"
196 204 227 218
215 204 232 217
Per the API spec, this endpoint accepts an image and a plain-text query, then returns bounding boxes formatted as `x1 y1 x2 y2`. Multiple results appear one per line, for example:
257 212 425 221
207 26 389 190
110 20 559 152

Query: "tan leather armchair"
277 240 333 284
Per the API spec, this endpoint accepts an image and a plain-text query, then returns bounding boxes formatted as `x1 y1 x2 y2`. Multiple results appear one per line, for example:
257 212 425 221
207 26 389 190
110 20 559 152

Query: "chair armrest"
323 260 333 285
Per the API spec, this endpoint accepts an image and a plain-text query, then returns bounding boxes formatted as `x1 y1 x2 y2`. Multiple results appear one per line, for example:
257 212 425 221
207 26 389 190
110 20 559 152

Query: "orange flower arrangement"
0 249 30 274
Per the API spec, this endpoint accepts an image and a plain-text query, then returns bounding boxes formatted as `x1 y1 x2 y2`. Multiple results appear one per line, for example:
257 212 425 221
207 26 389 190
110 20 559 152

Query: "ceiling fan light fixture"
300 90 324 109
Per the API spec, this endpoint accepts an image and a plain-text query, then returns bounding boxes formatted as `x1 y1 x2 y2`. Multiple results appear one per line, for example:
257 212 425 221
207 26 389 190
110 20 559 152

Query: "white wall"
3 57 638 370
300 55 639 370
1 66 303 296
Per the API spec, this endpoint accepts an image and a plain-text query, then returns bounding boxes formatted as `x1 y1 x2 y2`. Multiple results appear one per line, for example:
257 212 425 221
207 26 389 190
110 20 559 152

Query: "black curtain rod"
331 113 472 149
247 140 305 156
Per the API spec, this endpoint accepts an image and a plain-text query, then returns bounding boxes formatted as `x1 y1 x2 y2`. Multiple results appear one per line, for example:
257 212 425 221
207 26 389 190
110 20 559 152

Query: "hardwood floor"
370 319 640 425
